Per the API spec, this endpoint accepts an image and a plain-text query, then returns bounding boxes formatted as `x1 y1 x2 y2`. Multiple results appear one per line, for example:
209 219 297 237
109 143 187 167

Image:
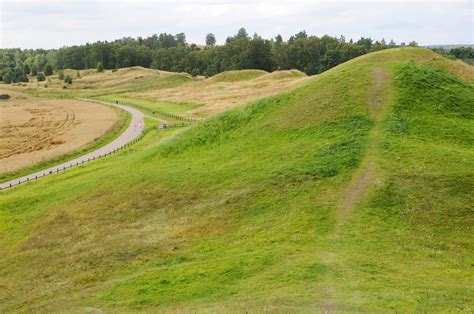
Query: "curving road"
0 99 144 190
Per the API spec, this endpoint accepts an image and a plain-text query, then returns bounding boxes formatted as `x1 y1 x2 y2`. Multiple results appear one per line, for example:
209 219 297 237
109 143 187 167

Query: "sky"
0 0 473 49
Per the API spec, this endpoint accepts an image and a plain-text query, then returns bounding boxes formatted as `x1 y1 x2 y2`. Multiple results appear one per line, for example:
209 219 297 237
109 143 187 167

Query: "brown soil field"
0 99 118 174
128 70 310 117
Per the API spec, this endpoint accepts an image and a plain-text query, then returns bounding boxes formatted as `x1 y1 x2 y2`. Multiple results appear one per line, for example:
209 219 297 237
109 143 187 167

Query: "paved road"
0 99 144 190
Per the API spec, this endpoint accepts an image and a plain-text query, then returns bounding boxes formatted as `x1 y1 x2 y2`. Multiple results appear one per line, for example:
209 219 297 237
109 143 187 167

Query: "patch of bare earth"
0 99 118 174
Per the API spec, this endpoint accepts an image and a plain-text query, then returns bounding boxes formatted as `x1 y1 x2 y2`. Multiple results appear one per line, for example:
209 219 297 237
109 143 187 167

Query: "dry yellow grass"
0 99 118 174
45 67 165 89
0 89 27 99
129 69 309 117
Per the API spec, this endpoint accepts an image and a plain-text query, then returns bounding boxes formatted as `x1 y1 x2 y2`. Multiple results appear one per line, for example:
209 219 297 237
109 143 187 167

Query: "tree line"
431 46 474 65
1 28 419 83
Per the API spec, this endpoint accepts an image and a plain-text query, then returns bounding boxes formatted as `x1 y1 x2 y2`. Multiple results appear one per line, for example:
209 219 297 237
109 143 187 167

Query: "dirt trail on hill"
318 67 391 311
339 67 390 213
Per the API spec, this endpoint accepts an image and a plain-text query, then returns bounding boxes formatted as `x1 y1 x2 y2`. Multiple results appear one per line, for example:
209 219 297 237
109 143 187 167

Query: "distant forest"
2 27 468 84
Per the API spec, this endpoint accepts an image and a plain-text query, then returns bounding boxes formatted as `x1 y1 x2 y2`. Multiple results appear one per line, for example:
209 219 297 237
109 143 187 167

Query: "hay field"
128 69 310 117
0 89 27 99
0 99 118 174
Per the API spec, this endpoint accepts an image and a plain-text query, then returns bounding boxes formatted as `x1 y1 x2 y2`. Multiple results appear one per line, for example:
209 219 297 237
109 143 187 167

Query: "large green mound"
1 48 473 312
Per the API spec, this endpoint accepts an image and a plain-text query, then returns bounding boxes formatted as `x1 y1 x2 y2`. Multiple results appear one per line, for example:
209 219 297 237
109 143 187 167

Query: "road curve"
0 99 144 190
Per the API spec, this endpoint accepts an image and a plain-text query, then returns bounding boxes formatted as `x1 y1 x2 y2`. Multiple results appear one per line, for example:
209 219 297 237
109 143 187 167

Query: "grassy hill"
129 68 309 117
1 48 473 312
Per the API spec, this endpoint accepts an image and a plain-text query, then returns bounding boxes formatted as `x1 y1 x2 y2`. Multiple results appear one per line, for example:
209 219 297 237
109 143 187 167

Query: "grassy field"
130 69 309 117
2 67 193 100
91 95 201 123
0 48 473 312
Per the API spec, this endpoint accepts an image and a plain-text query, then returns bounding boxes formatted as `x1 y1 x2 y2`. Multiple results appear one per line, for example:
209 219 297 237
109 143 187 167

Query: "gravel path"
0 99 144 190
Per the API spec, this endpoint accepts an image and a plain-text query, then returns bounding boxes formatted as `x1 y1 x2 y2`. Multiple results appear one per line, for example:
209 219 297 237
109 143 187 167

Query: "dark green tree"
44 64 53 76
31 65 39 76
2 68 14 83
23 64 31 75
237 27 248 39
175 33 186 46
206 33 216 46
275 34 283 47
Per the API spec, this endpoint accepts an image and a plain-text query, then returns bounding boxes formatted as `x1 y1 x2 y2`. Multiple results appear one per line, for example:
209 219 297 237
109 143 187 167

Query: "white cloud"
1 0 472 48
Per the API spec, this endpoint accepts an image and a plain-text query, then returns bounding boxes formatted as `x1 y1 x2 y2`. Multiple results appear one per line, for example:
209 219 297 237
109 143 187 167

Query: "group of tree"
432 46 474 65
0 28 426 84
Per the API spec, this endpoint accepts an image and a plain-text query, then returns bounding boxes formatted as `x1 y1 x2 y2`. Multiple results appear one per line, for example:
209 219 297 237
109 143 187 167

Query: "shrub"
96 61 104 72
44 64 53 76
64 75 73 84
36 72 46 81
58 71 64 80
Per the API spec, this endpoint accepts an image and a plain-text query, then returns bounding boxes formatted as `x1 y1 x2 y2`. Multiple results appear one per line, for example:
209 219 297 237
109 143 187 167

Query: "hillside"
129 69 309 117
0 48 473 312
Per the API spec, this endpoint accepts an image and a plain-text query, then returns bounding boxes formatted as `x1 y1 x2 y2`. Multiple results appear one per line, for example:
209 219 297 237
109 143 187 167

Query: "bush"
58 71 64 80
37 72 46 81
96 61 104 72
64 75 73 84
44 64 53 76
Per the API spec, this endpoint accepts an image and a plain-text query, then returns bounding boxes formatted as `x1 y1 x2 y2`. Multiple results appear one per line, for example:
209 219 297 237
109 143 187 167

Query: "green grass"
0 105 131 182
0 48 472 312
91 96 197 124
103 94 201 114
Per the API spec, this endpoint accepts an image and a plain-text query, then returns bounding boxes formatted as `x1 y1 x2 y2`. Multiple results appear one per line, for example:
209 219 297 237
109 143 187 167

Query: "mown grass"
92 94 201 122
98 94 201 114
0 48 472 312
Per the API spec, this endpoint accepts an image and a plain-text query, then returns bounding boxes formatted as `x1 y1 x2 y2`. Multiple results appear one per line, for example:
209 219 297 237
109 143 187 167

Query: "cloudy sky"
1 0 472 49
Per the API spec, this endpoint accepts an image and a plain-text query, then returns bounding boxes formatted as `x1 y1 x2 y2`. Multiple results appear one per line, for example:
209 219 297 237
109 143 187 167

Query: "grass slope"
0 48 473 312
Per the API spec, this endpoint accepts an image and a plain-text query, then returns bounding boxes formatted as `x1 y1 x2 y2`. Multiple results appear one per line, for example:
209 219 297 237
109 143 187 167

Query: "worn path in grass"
339 67 391 215
318 67 392 310
0 99 144 189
